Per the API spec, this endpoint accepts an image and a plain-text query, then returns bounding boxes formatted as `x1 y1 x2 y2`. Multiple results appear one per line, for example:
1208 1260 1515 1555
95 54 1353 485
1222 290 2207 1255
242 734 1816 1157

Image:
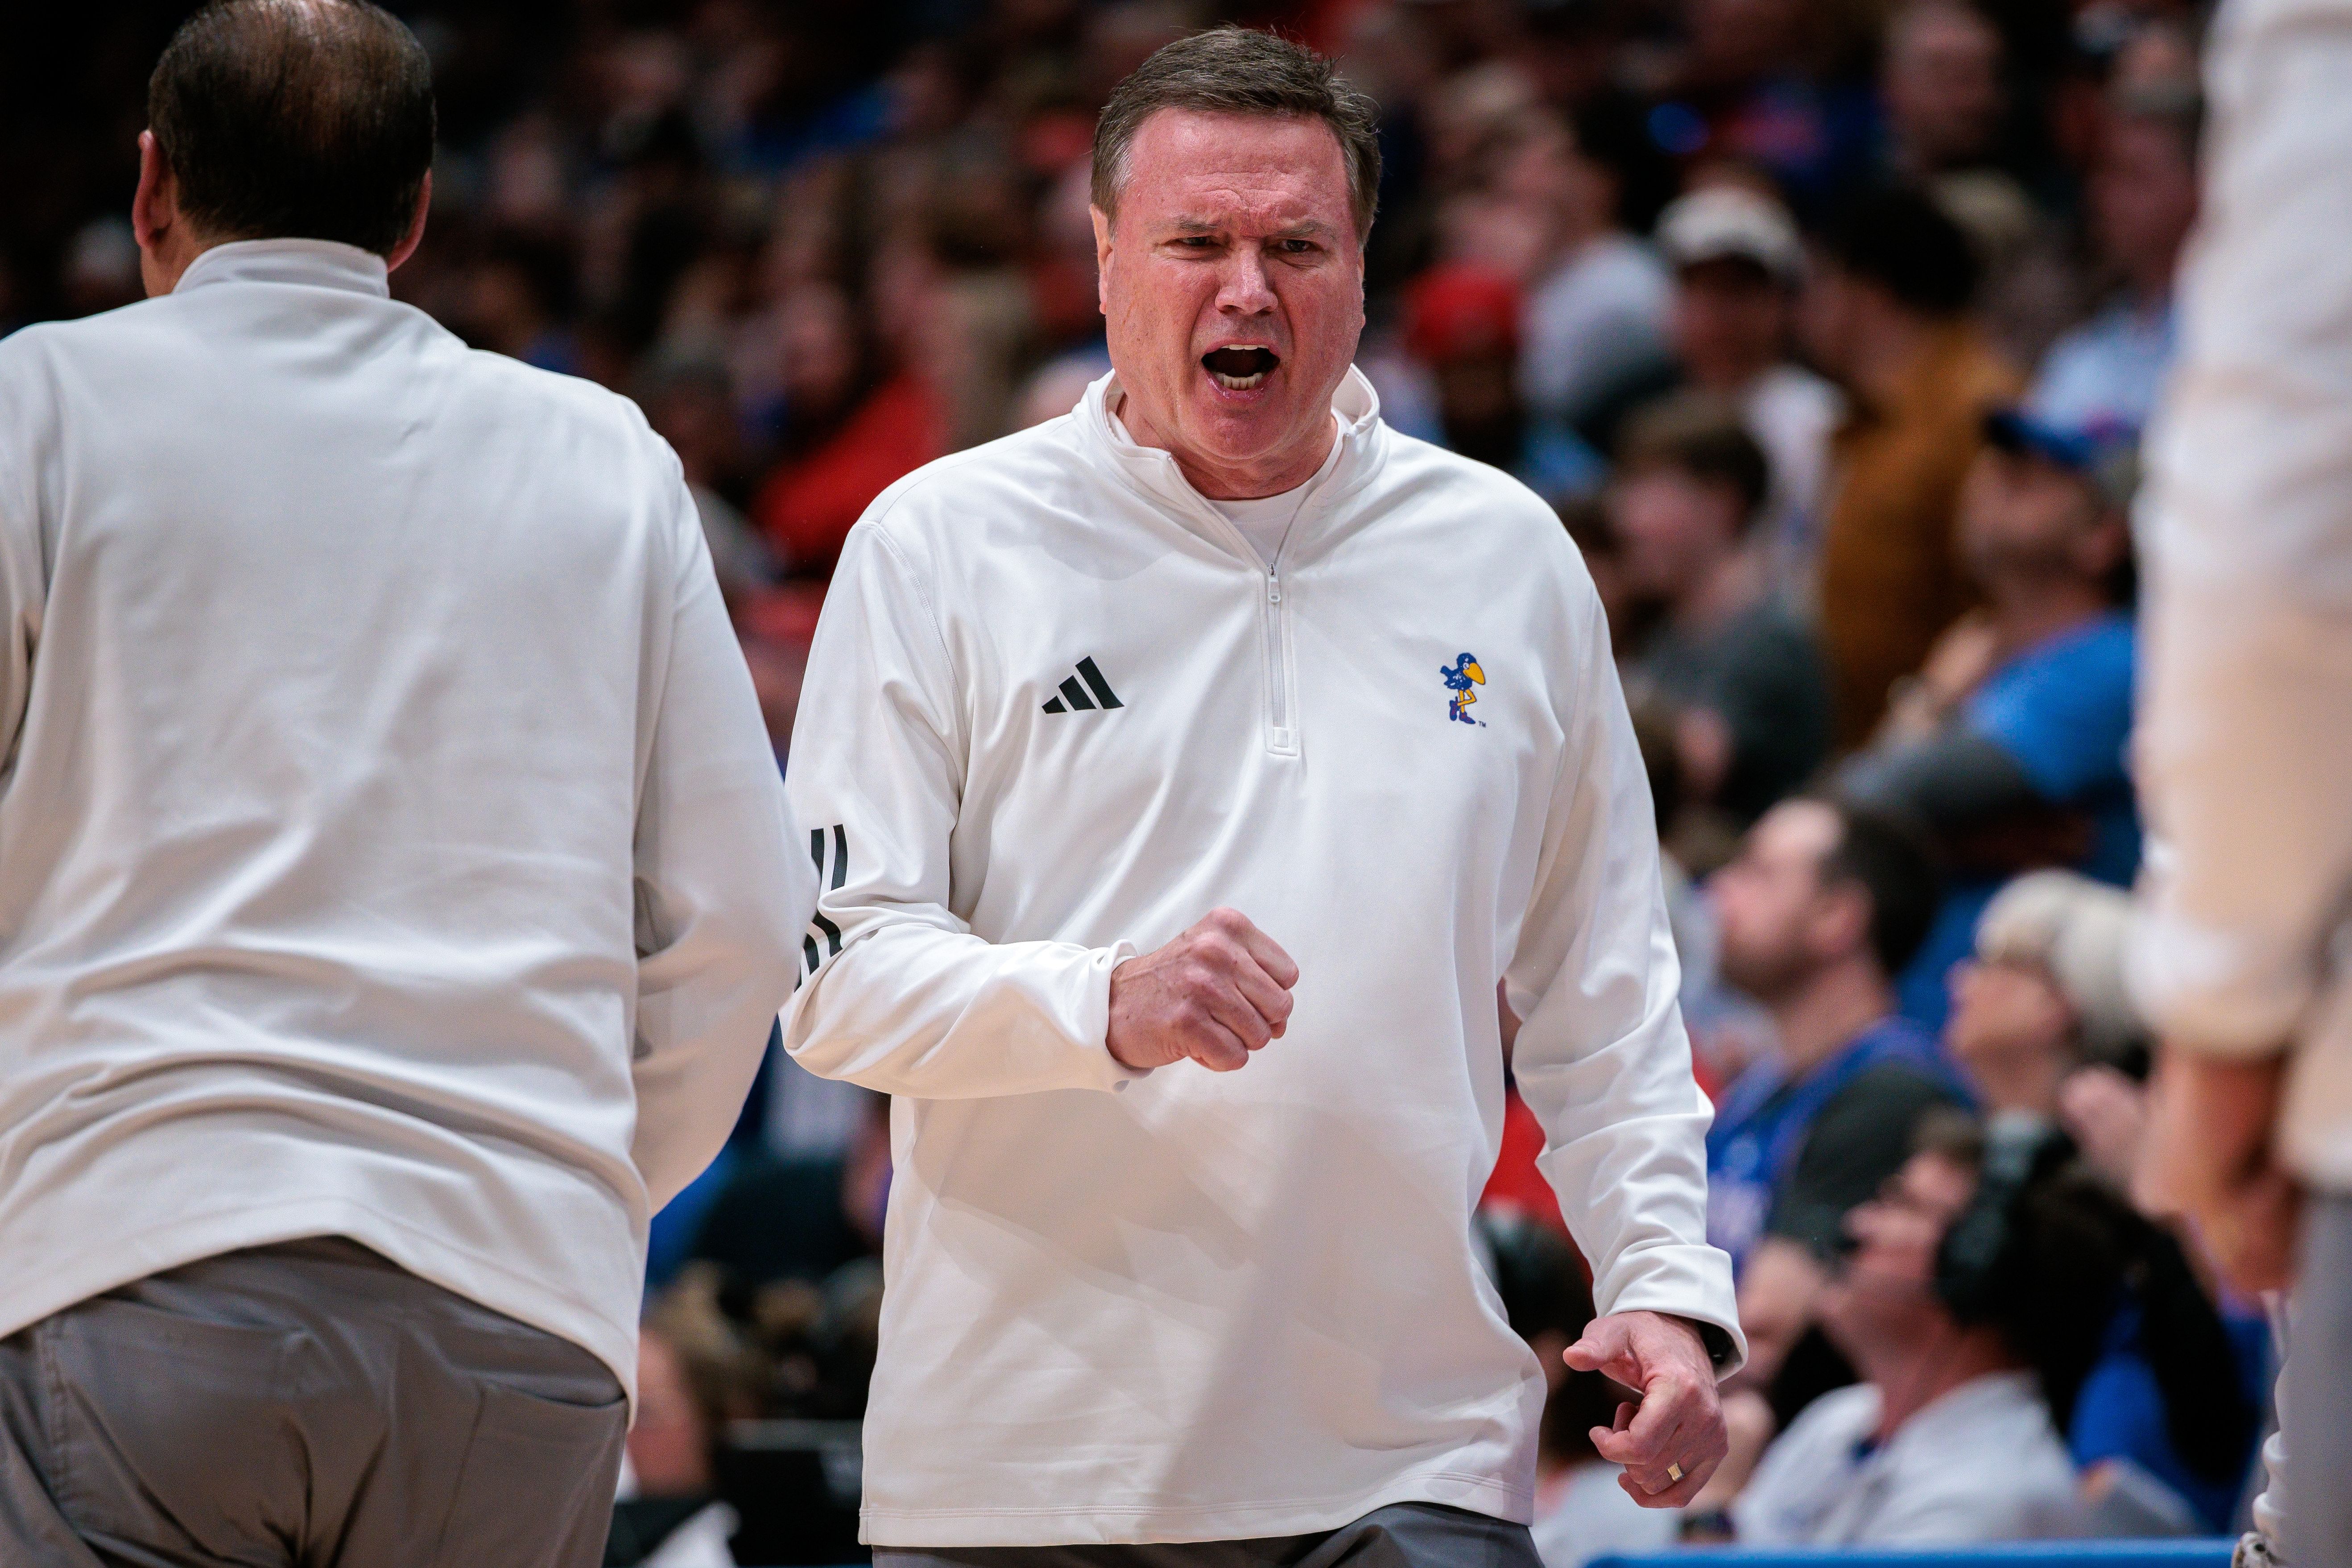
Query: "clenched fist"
1107 908 1299 1073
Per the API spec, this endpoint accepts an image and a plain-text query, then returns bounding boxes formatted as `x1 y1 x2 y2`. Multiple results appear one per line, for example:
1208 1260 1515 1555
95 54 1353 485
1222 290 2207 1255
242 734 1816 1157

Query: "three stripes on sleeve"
798 652 1120 991
800 823 847 986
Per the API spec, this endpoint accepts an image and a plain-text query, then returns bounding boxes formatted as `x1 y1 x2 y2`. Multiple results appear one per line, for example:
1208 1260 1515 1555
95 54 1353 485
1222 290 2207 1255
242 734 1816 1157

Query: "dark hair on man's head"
1823 186 1980 318
1618 393 1772 528
1924 1123 2260 1480
149 0 436 256
1092 26 1382 242
1819 798 1943 977
1968 1158 2130 1429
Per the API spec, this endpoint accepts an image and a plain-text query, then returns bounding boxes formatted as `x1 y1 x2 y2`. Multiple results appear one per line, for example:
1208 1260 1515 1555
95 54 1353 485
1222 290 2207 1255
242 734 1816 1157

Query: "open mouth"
1203 345 1280 391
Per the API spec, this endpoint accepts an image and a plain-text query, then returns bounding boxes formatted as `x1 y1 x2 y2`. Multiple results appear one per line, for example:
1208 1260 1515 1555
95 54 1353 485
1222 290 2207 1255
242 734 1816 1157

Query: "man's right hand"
2136 1047 2302 1294
1106 908 1298 1072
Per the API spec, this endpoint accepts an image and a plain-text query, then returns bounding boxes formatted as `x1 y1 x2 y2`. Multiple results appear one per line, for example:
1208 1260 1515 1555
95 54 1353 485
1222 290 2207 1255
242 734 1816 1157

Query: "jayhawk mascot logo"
1441 652 1486 726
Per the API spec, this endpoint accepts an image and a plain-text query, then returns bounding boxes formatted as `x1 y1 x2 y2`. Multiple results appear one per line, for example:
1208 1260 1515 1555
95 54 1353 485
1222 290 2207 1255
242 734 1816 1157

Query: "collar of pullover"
174 238 393 300
1075 365 1388 564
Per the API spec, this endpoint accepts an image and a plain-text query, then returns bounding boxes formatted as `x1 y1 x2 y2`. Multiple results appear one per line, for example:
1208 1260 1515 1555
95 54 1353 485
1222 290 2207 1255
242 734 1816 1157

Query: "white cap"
1975 870 2143 1061
1656 186 1805 286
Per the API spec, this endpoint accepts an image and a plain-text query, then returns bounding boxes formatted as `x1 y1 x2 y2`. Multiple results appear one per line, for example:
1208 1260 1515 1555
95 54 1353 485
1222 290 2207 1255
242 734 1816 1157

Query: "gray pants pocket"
426 1376 627 1568
41 1295 304 1560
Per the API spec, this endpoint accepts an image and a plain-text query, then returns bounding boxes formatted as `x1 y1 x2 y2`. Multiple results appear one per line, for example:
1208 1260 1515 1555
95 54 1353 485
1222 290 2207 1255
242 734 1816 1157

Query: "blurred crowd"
2 0 2251 1563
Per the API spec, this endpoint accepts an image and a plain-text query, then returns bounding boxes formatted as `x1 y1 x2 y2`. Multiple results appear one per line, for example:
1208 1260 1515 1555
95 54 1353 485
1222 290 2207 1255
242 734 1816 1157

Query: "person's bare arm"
2137 1052 2299 1293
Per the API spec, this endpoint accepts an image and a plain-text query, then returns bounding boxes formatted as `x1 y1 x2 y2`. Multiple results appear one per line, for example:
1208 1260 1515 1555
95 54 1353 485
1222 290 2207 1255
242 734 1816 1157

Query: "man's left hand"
1563 1310 1727 1509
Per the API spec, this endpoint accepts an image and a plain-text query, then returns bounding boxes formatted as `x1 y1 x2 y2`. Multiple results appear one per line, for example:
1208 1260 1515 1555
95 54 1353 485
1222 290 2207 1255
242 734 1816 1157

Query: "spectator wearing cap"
1403 260 1601 504
1657 186 1844 616
1840 406 2140 1031
1805 186 2024 746
1609 393 1831 825
1951 870 2144 1130
2026 88 2202 435
1947 871 2264 1536
1703 799 1965 1386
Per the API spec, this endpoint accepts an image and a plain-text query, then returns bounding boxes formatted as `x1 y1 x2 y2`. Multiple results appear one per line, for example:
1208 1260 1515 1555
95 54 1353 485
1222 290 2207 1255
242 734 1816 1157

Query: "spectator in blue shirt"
1705 798 1968 1386
1839 407 2141 1031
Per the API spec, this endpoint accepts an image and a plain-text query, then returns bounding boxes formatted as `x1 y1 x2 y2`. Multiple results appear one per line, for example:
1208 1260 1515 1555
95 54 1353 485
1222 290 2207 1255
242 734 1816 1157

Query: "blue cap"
1983 407 2141 509
1982 408 2132 473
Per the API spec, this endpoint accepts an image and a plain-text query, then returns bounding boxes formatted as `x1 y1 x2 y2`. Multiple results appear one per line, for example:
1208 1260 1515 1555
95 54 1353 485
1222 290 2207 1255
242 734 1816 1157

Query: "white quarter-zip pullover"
0 240 811 1395
782 368 1741 1547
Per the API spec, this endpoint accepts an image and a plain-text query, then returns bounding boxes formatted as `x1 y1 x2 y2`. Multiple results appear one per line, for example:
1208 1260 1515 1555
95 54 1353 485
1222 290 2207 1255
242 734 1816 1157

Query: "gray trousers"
0 1237 626 1568
872 1502 1543 1568
2286 1195 2352 1568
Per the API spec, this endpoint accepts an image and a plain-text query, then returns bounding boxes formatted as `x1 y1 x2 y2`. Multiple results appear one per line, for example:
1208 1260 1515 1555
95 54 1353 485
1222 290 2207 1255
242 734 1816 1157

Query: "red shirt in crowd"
754 372 944 577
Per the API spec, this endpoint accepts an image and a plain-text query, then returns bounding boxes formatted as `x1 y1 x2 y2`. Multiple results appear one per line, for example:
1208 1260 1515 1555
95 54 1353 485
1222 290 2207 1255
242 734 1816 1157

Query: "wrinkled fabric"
0 1238 624 1568
0 241 811 1397
2130 0 2352 1192
784 369 1740 1546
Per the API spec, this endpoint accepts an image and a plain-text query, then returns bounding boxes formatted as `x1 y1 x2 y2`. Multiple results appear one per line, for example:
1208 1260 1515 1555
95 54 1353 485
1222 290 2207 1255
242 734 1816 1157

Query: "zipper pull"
1268 576 1283 604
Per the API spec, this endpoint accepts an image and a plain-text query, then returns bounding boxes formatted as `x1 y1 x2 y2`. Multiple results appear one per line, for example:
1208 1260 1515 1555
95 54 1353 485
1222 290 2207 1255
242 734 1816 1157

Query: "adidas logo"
1041 656 1124 714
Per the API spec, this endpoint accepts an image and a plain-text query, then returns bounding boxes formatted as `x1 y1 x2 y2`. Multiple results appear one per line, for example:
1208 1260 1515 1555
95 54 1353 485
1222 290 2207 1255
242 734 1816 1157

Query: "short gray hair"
1091 26 1383 243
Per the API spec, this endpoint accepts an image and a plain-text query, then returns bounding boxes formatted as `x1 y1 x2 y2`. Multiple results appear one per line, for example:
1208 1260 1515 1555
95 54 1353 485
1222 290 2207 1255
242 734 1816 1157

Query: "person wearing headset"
1727 1120 2132 1545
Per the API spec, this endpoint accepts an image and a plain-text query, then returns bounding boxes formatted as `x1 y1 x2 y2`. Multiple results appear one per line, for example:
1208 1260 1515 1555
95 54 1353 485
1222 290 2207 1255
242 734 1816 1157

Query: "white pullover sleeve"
1505 580 1744 1369
2129 0 2352 1092
631 471 814 1209
779 520 1142 1098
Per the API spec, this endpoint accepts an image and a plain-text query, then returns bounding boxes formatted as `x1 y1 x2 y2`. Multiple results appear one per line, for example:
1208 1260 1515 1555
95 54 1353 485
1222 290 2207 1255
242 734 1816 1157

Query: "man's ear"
387 170 433 273
1091 205 1113 316
132 130 175 254
1811 881 1874 967
132 129 186 298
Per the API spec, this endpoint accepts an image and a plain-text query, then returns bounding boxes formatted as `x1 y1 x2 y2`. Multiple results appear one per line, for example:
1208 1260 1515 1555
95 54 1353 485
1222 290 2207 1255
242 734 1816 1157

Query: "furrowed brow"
1163 216 1340 241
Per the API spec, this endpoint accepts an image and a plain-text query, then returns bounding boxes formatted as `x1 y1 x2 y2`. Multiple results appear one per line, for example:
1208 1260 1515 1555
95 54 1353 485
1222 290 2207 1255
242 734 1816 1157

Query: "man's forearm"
2137 1047 2299 1294
783 923 1143 1099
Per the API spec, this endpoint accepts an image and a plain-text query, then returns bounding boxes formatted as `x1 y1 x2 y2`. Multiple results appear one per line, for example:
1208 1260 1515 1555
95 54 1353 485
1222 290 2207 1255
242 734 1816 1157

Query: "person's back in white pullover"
0 239 812 1394
782 368 1742 1547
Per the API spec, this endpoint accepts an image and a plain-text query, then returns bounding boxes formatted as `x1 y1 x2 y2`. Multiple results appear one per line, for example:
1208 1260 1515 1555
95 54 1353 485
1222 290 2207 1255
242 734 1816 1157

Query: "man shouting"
783 27 1741 1564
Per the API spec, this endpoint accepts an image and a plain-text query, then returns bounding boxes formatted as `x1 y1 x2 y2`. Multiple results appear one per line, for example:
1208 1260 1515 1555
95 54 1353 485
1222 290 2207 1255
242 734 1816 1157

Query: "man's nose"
1215 248 1278 316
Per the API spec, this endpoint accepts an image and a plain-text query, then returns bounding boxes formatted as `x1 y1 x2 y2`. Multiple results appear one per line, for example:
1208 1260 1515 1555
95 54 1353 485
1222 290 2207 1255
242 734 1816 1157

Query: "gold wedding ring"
1666 1463 1684 1483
